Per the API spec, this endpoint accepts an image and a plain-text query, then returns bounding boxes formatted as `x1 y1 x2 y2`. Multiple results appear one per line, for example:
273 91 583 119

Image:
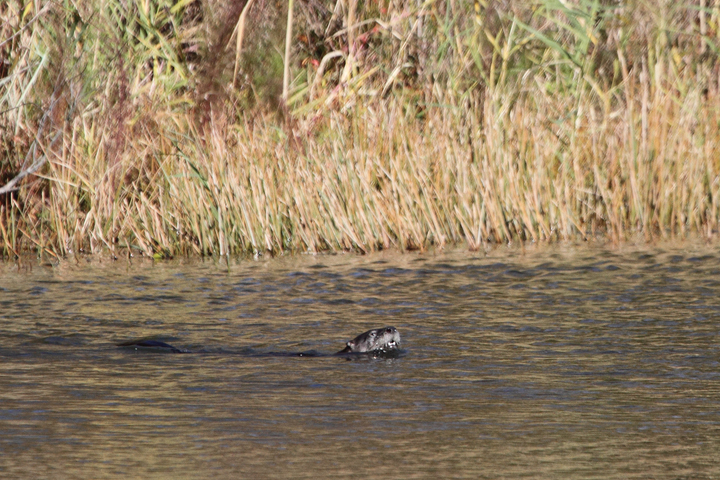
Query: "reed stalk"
1 0 719 257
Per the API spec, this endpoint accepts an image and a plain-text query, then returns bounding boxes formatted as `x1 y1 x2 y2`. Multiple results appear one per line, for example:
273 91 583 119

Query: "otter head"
339 326 401 354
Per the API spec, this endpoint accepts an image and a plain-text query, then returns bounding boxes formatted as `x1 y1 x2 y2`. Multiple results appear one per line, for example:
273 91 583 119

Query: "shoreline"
1 234 716 265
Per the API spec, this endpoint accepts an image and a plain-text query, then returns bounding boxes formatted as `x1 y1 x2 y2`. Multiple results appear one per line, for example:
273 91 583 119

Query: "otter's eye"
369 331 376 337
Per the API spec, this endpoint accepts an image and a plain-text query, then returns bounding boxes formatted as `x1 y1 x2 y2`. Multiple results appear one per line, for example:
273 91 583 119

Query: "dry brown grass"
1 0 720 258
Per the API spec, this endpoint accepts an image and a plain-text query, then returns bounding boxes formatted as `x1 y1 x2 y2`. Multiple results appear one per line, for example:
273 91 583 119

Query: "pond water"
1 242 720 479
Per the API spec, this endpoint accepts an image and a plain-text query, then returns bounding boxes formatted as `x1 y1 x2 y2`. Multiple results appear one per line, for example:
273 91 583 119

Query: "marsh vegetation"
1 0 719 257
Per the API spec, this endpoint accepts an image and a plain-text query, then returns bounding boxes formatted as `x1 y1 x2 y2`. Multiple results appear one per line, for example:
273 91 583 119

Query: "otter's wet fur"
335 326 401 354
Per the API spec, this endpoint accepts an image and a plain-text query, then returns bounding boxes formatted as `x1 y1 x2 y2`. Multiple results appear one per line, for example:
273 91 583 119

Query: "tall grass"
1 0 719 258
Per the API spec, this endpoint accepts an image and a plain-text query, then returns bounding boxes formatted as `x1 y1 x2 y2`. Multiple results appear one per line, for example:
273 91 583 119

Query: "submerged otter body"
118 326 402 356
336 326 401 354
117 339 187 353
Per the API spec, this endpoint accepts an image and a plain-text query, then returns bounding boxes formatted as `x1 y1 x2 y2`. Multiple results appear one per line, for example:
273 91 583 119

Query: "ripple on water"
1 242 720 478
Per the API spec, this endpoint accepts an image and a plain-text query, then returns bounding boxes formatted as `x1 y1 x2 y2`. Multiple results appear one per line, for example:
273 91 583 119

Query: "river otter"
118 326 402 356
335 326 401 354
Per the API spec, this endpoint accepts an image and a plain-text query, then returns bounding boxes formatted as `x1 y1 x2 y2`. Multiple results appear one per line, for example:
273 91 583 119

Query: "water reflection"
1 242 720 478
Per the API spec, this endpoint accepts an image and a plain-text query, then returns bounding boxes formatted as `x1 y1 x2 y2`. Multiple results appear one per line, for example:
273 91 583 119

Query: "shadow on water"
2 241 720 478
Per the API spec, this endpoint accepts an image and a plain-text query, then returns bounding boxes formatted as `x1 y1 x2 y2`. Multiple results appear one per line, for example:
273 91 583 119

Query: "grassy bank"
1 0 719 258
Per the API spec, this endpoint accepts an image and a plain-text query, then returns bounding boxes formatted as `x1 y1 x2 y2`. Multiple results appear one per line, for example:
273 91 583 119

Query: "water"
1 243 720 479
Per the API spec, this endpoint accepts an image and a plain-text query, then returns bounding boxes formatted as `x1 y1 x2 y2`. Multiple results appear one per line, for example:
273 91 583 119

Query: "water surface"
1 243 720 478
